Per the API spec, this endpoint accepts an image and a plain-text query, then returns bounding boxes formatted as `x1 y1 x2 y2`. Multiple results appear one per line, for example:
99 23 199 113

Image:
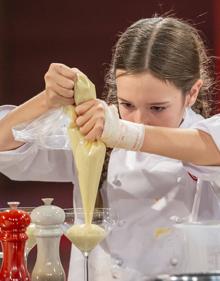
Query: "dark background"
0 0 219 277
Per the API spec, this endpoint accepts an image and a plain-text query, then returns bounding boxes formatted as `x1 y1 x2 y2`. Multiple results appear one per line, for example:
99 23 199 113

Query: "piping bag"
65 71 106 225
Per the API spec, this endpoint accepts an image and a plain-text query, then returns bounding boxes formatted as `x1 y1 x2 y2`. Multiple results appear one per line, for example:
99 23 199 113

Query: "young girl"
0 16 220 280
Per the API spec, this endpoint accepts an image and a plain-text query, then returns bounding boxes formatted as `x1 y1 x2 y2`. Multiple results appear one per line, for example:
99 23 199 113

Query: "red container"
0 203 31 281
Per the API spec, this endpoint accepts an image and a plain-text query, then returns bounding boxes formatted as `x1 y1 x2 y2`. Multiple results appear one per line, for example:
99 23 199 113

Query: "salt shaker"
31 198 66 281
0 201 31 281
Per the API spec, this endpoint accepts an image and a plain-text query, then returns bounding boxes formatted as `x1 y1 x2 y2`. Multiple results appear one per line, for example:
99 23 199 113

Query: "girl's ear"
185 79 203 107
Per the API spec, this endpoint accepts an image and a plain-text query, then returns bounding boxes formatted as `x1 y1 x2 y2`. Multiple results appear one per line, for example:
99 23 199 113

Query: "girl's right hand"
75 99 145 151
44 63 77 109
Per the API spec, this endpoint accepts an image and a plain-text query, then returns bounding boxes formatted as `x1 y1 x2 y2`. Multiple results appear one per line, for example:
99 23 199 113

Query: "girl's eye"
120 102 135 110
150 106 166 112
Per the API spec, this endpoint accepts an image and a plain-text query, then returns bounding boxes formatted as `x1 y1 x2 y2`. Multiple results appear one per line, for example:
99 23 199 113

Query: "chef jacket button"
112 255 124 267
115 257 123 267
112 178 122 186
111 266 121 279
112 270 120 279
170 216 183 223
170 257 178 266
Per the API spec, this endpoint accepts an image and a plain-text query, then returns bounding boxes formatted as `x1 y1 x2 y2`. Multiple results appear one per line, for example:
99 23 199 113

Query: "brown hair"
97 17 216 198
104 16 215 118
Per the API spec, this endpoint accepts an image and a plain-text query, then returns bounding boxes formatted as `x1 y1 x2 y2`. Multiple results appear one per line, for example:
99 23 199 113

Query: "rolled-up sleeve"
183 114 220 183
0 105 75 182
191 114 220 150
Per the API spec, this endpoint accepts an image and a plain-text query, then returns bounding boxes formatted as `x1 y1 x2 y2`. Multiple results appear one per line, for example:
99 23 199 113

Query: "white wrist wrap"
101 103 145 151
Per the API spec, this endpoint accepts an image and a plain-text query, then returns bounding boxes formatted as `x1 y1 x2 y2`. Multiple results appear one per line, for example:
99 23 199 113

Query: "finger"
75 99 98 115
79 118 96 135
76 104 103 127
45 67 75 92
79 115 104 136
84 132 96 142
48 72 75 90
72 67 81 74
47 82 74 98
50 92 74 107
76 114 91 127
84 120 104 141
54 63 77 80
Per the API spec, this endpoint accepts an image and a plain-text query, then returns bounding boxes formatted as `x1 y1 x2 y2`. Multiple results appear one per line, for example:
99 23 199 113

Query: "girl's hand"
76 99 145 150
75 99 105 141
44 63 77 109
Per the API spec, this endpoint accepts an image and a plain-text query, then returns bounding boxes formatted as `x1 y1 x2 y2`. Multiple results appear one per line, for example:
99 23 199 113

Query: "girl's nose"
133 110 148 124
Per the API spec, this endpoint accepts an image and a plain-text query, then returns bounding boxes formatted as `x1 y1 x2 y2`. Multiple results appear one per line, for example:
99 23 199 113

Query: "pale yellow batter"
66 71 106 226
66 224 106 253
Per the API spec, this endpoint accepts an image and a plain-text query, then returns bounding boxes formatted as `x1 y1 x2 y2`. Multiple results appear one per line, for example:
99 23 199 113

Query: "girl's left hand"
75 99 105 141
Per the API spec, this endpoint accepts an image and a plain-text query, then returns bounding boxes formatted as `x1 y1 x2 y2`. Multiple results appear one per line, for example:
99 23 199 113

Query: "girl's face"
116 70 192 128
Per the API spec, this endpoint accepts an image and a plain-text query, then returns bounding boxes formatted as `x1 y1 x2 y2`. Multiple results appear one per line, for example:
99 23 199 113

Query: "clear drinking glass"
62 208 116 281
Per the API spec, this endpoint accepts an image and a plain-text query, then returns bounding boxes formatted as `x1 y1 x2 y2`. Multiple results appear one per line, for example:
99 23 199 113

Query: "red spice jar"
0 202 31 281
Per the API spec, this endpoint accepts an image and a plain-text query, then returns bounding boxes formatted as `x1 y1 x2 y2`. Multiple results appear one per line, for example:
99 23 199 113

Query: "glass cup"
62 208 116 281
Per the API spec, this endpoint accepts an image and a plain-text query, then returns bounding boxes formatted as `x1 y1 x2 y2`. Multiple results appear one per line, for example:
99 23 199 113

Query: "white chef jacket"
0 105 220 281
